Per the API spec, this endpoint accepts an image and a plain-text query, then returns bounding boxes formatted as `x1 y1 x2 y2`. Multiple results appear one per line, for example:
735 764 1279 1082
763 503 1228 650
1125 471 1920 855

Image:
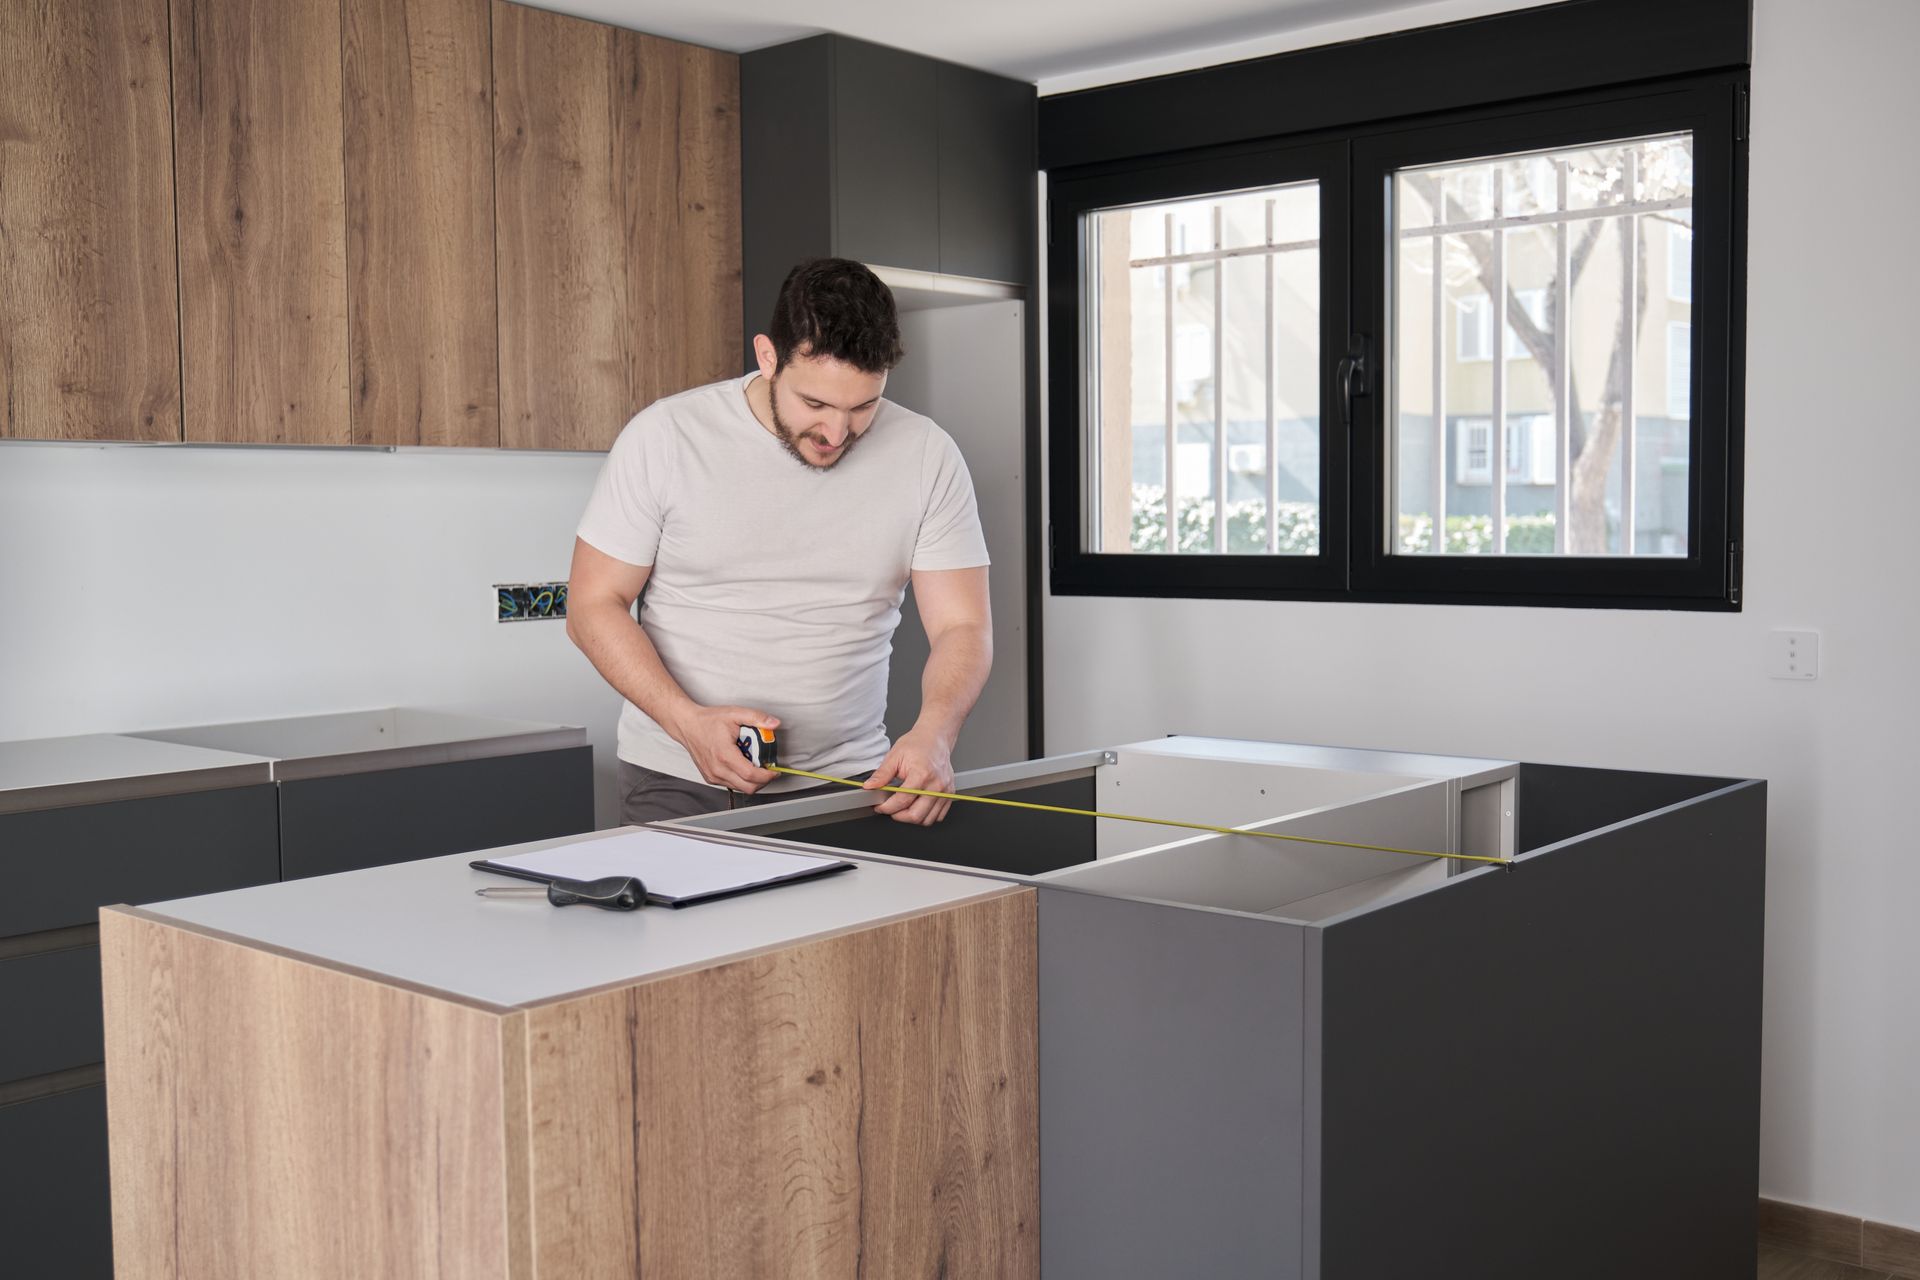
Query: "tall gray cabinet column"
740 34 1041 760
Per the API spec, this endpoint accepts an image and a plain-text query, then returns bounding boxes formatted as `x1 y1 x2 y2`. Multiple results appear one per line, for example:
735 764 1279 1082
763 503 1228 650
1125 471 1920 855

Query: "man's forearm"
566 603 695 737
913 622 992 747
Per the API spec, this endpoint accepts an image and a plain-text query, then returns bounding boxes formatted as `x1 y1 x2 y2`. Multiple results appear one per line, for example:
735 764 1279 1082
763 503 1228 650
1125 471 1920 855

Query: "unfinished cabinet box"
678 736 1766 1280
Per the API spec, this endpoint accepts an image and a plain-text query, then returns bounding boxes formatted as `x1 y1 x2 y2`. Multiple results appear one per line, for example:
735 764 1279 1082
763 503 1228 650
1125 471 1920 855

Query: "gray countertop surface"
0 733 275 816
130 707 587 780
132 826 1017 1009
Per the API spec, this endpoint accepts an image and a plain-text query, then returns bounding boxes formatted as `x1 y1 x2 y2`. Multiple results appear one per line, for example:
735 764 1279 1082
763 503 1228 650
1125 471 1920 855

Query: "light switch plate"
1767 629 1819 680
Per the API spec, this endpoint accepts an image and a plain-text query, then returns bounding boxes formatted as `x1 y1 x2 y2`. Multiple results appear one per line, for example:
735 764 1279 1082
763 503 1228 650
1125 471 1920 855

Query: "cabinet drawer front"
0 784 280 938
0 936 103 1085
0 1084 113 1278
279 746 593 879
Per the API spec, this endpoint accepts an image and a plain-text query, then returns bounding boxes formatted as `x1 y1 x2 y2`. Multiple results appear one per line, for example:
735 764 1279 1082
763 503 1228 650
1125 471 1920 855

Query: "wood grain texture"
522 888 1039 1279
1864 1219 1920 1278
343 0 499 446
493 3 740 452
100 908 514 1280
172 0 349 443
0 0 180 441
1762 1197 1869 1267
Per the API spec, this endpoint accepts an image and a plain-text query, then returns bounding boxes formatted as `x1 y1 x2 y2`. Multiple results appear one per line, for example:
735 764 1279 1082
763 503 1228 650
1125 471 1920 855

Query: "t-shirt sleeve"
575 412 668 567
911 428 991 572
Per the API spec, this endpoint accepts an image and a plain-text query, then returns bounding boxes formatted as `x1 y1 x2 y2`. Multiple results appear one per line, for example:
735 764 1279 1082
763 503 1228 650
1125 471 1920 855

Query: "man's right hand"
666 704 781 793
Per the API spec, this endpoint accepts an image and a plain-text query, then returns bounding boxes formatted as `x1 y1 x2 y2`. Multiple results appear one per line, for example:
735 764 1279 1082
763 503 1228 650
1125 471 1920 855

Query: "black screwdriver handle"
544 874 646 911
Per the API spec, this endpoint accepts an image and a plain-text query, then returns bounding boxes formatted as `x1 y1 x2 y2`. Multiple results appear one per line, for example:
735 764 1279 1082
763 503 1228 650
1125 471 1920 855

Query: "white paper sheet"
479 828 850 905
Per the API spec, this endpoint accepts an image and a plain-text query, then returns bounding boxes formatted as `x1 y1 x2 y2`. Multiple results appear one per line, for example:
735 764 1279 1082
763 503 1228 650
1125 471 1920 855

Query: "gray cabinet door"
0 1084 113 1278
832 38 940 273
0 784 280 938
0 938 103 1085
278 746 594 880
936 63 1035 283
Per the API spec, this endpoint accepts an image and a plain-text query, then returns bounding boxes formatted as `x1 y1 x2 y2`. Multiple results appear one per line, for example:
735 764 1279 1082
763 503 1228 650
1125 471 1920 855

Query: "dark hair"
767 259 904 373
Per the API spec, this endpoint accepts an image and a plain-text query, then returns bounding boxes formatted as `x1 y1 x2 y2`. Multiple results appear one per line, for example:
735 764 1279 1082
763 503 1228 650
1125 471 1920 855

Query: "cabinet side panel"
1039 886 1306 1280
1316 782 1766 1280
523 889 1038 1278
173 0 349 443
0 0 180 441
343 0 500 446
100 910 512 1279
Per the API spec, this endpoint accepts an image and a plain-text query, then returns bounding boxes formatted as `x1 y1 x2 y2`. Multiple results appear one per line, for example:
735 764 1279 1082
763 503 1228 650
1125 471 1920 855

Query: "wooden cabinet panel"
172 0 349 444
626 38 743 414
343 0 499 447
0 0 179 442
494 3 740 452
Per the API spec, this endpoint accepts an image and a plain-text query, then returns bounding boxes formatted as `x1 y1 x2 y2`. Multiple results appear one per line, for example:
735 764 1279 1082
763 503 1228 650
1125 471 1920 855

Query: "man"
566 259 992 826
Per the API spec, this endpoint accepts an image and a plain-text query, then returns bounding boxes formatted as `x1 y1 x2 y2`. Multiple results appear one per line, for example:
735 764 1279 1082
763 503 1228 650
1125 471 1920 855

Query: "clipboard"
471 827 853 908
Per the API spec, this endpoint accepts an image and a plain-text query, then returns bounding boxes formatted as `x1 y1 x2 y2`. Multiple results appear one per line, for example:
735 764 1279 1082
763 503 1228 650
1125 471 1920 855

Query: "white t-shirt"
576 374 990 790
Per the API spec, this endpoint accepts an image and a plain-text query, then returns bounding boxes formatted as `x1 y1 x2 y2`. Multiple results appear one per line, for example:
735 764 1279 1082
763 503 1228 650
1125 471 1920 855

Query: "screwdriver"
474 874 647 910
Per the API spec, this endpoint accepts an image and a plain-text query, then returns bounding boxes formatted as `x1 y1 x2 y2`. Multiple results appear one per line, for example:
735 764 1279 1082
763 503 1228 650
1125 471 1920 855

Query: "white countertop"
133 826 1017 1009
131 707 586 780
0 733 274 815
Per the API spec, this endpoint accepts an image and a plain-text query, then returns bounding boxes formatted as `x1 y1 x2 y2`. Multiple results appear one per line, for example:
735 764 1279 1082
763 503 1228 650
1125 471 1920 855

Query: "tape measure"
737 726 1512 868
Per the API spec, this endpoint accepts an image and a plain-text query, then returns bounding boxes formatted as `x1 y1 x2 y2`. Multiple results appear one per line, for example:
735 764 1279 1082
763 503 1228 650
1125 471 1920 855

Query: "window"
1390 133 1695 558
1669 223 1693 302
1668 321 1692 420
1085 180 1323 557
1048 57 1744 608
1457 289 1548 363
1455 415 1555 487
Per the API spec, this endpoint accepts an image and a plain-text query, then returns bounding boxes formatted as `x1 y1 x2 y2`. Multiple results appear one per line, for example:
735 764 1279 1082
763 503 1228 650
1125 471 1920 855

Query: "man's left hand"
863 728 957 825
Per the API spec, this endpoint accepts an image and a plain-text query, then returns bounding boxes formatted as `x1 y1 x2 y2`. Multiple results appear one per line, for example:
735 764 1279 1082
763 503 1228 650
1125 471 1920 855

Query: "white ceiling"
507 0 1543 90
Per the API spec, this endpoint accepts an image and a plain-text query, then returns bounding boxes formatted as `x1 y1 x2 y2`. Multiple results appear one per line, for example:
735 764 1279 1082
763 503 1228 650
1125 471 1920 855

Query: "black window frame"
1046 59 1748 611
1047 139 1351 598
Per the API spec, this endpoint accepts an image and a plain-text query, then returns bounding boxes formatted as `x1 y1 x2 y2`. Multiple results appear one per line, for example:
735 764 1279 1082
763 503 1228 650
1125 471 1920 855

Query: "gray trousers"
618 759 852 826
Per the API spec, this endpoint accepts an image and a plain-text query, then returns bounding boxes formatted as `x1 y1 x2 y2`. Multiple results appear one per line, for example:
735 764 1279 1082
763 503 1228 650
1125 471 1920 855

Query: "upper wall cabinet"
493 2 742 452
173 0 351 445
343 0 500 447
0 0 181 442
740 36 1036 350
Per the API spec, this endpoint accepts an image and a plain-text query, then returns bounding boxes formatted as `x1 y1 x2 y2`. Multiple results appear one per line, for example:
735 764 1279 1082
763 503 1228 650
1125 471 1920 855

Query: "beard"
769 378 862 471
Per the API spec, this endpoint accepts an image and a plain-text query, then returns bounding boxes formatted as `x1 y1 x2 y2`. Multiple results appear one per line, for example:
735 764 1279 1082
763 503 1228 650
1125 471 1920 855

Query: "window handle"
1337 337 1369 429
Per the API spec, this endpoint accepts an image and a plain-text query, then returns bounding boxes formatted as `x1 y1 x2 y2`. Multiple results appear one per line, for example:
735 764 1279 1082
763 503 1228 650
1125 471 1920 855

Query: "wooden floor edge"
99 904 519 1014
1759 1195 1920 1276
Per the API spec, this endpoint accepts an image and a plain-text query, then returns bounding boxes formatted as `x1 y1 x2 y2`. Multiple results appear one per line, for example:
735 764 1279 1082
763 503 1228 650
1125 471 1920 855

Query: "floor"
1759 1244 1906 1279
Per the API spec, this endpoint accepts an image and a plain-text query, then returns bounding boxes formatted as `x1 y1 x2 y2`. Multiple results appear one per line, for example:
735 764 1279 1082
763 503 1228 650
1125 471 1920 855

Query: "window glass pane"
1390 133 1692 557
1086 180 1320 554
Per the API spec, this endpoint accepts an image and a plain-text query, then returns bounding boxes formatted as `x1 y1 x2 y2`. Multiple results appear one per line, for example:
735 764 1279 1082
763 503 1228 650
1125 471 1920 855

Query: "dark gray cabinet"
740 34 1036 350
0 778 279 1278
279 746 595 879
0 1084 113 1278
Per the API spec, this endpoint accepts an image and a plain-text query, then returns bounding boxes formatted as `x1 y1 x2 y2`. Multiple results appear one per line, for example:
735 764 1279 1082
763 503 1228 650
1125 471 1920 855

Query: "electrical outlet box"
496 581 568 622
1767 629 1819 680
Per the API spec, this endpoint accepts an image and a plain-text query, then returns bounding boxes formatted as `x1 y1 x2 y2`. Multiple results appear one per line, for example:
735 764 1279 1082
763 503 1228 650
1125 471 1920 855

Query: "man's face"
766 352 887 471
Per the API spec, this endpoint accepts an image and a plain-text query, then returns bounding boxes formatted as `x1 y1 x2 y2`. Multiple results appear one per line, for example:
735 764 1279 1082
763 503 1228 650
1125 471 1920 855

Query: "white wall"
1039 0 1920 1229
0 444 630 826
